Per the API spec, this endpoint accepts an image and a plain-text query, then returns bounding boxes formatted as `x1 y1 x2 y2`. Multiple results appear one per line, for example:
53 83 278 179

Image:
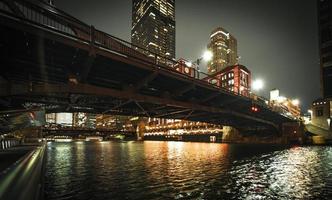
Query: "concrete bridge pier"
221 123 305 144
281 122 306 144
136 120 146 141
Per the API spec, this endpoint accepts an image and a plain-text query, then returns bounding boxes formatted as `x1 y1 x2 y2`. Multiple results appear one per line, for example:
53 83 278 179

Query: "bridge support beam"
3 0 25 18
173 83 195 96
1 82 280 129
136 119 146 141
134 71 159 91
281 122 305 144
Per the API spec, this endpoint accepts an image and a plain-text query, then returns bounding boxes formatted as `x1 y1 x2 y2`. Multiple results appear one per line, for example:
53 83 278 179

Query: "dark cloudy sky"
55 0 319 110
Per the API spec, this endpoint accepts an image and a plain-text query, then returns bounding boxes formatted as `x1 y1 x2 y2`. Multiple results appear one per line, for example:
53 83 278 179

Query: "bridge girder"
1 81 280 130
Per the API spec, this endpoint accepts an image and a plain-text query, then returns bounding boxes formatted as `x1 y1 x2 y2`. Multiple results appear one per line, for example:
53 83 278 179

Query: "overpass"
0 0 295 134
42 127 136 137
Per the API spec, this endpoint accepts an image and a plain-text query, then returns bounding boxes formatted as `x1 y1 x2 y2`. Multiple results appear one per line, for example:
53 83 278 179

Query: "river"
45 141 332 199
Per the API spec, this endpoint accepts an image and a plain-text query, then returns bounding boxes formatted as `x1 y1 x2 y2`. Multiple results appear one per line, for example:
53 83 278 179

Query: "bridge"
42 126 136 137
0 0 295 134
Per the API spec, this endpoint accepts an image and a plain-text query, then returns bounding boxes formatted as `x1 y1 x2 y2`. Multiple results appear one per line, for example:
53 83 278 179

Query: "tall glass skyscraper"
207 27 238 75
131 0 175 63
318 0 332 98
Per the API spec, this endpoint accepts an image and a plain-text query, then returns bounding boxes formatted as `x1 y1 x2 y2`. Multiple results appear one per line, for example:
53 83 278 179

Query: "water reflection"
45 142 332 200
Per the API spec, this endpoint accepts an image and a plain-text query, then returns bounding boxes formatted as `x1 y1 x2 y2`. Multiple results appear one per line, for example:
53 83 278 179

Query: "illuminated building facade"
131 0 175 63
269 89 301 119
311 99 331 131
45 113 96 128
318 0 332 99
207 27 238 74
204 65 251 97
144 118 223 142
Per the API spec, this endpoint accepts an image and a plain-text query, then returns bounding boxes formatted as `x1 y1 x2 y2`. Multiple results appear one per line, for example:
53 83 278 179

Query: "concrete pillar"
136 120 146 140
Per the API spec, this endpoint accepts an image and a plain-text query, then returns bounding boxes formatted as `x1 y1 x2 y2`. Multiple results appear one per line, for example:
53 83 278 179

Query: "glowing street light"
202 50 213 62
292 99 300 106
252 79 264 91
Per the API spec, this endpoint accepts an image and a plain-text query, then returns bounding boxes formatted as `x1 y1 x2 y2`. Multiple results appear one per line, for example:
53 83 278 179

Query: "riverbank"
305 124 332 145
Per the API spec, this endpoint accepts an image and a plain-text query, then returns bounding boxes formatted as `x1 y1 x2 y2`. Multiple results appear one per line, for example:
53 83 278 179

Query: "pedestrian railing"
0 139 20 150
0 143 46 200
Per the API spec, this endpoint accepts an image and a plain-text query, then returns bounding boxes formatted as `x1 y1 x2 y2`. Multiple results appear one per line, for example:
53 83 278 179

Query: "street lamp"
190 50 213 79
252 79 264 91
202 50 213 62
292 99 300 106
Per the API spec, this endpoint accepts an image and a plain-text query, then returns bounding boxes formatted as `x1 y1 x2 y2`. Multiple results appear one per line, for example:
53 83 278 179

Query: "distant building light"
210 30 230 39
148 42 159 47
277 96 286 103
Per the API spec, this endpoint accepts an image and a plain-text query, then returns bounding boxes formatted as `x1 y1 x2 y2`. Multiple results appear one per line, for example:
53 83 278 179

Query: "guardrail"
0 143 46 200
0 139 20 150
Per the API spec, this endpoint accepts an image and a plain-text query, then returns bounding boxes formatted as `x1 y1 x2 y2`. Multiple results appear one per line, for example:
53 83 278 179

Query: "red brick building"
174 58 196 78
203 65 251 97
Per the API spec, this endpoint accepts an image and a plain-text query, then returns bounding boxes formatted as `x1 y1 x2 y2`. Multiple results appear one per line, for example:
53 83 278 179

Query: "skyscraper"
131 0 175 63
318 0 332 98
207 27 238 74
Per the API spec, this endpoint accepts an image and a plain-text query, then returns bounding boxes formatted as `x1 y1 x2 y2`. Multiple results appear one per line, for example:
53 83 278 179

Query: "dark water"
45 141 332 200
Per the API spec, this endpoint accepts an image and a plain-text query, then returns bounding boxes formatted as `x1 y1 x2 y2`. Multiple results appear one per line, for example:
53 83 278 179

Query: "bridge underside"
0 7 294 134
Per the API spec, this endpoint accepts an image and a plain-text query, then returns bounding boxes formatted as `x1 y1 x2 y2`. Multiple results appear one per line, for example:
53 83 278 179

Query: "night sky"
55 0 319 110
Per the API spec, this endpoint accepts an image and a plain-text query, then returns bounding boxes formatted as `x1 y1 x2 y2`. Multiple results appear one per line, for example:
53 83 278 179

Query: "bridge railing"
0 0 262 101
0 138 20 150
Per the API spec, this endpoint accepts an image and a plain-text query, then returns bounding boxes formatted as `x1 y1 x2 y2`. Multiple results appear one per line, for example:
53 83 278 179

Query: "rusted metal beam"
102 99 132 114
200 91 221 103
173 83 195 96
79 55 95 83
134 71 159 91
134 101 150 117
154 109 191 118
3 0 25 18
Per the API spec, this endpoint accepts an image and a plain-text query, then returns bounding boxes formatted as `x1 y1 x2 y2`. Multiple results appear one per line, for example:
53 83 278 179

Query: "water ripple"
45 142 332 200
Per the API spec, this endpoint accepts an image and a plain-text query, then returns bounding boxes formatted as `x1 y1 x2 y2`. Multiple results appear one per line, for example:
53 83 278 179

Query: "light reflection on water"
45 141 332 200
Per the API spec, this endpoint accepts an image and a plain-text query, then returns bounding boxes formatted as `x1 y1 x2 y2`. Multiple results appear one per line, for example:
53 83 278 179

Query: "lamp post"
252 79 264 91
188 50 213 79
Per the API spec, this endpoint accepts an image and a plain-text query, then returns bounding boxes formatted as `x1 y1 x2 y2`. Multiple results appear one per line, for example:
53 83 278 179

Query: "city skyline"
1 2 332 199
55 0 319 110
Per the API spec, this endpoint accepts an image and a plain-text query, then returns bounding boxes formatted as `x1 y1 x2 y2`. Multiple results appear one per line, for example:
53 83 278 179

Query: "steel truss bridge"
0 0 295 134
42 127 136 137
